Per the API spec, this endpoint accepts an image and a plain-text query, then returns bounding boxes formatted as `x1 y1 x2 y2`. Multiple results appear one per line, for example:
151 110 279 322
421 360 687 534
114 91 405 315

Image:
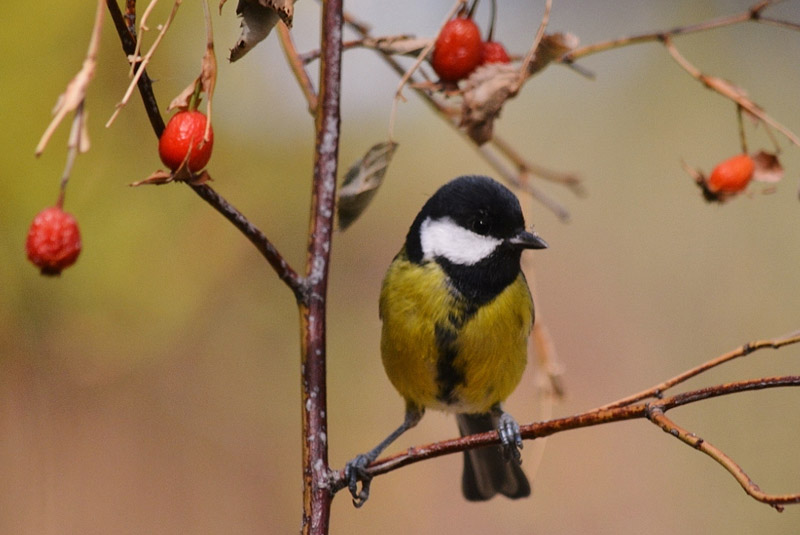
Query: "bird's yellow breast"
379 253 532 414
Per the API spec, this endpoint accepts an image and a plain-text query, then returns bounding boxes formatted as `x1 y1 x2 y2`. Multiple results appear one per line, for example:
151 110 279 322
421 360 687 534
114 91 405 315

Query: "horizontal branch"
330 376 800 503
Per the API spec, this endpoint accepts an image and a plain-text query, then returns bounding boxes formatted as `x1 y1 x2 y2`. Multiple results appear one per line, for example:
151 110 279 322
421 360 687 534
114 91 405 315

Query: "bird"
344 174 547 506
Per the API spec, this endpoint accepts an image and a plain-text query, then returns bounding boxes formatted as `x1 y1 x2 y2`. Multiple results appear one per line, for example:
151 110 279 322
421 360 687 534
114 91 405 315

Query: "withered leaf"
167 82 199 112
460 63 519 145
527 32 579 77
751 150 783 184
362 35 431 57
337 141 398 231
228 0 295 62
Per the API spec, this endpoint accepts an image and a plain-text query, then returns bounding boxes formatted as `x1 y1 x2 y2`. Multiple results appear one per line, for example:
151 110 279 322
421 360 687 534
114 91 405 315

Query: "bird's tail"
456 413 531 501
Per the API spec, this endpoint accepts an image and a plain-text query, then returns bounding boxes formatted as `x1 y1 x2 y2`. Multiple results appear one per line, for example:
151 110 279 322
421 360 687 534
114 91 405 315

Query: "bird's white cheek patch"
420 217 501 265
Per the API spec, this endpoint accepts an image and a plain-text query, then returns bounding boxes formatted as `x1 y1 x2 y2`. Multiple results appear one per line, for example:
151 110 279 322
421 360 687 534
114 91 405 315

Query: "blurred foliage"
2 0 800 534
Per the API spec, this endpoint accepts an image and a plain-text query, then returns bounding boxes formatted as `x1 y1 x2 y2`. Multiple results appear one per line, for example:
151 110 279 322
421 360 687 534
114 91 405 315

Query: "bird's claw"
344 454 374 507
497 412 523 464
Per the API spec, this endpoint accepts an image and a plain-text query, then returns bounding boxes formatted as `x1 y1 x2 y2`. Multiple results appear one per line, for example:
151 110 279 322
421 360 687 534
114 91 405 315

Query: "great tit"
345 175 547 506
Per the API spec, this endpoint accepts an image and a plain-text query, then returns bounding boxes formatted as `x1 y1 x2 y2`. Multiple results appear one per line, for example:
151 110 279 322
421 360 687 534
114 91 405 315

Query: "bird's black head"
405 175 547 304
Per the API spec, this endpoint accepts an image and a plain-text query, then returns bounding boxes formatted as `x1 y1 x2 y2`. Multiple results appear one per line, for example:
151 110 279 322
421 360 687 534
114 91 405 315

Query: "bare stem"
278 23 319 114
299 0 343 533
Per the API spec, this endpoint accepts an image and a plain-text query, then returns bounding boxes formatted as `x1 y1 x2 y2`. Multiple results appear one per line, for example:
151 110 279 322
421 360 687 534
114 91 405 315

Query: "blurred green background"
3 0 800 533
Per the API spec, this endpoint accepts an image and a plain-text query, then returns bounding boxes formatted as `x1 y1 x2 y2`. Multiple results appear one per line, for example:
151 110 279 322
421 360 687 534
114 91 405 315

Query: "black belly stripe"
434 299 480 404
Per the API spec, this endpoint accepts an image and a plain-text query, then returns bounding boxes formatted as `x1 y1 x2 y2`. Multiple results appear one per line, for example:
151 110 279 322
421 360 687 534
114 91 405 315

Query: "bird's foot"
496 411 523 464
344 453 374 507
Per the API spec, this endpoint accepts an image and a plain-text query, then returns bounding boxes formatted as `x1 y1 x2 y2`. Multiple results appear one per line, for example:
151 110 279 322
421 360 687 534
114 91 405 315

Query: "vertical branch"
300 0 343 534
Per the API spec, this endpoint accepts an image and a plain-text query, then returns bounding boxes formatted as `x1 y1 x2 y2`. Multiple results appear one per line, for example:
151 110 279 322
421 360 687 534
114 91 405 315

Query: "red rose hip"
158 110 214 172
707 154 755 194
26 206 82 276
431 17 483 82
481 41 510 64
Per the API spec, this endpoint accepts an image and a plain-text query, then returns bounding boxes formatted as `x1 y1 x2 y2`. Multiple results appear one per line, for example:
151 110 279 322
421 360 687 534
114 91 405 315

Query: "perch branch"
331 334 800 513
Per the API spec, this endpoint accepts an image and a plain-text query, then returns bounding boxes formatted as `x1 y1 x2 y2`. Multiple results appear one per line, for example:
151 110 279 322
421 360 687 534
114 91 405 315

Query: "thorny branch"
329 332 800 512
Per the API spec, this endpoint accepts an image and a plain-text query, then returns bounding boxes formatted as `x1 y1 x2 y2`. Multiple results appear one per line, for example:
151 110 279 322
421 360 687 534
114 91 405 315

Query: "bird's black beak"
507 230 548 250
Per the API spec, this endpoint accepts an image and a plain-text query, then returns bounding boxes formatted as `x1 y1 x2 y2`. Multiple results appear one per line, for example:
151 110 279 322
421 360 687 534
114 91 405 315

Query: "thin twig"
129 0 159 79
59 102 89 197
650 376 800 511
562 1 777 63
107 0 182 128
661 36 800 147
491 134 584 195
106 0 165 134
200 0 216 143
478 144 571 221
278 23 319 114
593 329 800 411
387 0 464 140
515 0 551 89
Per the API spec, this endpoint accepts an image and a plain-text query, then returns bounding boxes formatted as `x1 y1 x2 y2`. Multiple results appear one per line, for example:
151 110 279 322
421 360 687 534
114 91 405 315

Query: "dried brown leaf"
527 32 579 76
130 169 175 187
751 150 783 184
36 58 96 156
338 141 398 231
460 63 519 145
228 0 295 62
362 35 432 57
167 82 198 112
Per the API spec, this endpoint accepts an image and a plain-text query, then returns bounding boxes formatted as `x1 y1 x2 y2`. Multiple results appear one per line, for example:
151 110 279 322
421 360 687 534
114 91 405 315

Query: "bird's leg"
344 407 424 507
491 404 523 464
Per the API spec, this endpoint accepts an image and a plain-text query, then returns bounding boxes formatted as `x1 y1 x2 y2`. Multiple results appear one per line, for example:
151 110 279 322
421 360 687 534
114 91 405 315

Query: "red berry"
707 154 755 194
431 17 483 82
26 206 82 276
481 41 510 64
158 110 214 172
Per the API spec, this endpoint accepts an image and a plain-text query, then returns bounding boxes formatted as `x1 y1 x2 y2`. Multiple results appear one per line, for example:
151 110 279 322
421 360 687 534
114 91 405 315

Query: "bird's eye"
471 212 490 234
